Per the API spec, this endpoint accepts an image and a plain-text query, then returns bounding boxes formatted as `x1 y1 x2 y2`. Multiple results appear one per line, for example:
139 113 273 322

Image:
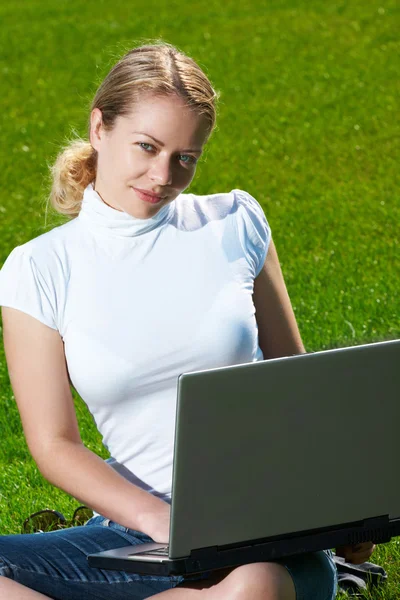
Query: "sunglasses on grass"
22 506 94 534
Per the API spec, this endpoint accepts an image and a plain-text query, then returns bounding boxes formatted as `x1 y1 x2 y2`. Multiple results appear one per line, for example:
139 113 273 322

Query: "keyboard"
139 545 169 556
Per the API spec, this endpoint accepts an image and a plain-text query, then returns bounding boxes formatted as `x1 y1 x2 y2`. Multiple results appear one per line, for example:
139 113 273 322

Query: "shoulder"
174 188 268 226
173 190 233 227
0 220 79 319
173 189 270 278
2 219 78 271
0 221 79 333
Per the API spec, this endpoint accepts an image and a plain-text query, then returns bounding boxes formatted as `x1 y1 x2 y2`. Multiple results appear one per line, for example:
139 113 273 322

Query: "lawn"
0 0 399 597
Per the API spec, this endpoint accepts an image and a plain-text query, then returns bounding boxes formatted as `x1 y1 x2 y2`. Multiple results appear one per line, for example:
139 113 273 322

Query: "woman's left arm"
254 243 376 563
252 237 305 360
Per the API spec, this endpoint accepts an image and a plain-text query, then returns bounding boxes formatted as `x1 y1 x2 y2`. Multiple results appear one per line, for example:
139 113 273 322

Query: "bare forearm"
34 440 167 535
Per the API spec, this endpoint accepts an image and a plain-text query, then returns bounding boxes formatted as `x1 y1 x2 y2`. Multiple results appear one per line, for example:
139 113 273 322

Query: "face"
89 93 210 219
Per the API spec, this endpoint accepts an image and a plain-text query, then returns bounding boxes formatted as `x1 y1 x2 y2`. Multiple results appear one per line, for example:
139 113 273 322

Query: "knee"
228 562 296 600
0 555 13 579
0 555 12 577
0 546 14 579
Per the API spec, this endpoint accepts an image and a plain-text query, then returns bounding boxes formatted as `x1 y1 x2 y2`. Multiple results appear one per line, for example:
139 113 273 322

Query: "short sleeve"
0 245 58 330
232 189 271 277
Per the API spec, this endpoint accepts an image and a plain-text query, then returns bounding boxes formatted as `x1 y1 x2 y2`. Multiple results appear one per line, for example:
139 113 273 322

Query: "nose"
148 155 173 186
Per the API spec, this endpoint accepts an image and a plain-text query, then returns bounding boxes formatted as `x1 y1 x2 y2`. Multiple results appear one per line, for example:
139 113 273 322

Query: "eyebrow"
132 131 203 153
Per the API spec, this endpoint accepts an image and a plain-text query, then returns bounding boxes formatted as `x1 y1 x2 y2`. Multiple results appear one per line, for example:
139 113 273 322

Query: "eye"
137 142 155 152
137 143 197 166
179 154 197 166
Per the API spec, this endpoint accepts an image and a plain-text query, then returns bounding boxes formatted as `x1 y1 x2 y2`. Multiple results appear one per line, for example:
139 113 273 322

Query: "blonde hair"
46 41 220 220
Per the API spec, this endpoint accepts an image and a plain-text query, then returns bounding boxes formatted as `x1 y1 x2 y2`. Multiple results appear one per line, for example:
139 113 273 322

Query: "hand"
140 500 171 544
335 541 376 564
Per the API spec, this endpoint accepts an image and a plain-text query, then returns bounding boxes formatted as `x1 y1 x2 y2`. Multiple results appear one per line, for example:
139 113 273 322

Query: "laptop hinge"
189 515 394 561
189 546 219 560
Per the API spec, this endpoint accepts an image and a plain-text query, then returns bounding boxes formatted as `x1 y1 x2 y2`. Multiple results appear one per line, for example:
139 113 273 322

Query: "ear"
89 108 104 151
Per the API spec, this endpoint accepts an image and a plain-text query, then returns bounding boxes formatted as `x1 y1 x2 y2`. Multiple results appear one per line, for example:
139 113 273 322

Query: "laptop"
88 338 400 576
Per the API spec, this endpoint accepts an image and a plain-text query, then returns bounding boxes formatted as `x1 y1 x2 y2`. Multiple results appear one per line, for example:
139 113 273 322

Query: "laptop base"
88 515 400 576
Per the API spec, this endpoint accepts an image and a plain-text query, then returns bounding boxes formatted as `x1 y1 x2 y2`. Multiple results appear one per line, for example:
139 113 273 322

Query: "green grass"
0 0 399 597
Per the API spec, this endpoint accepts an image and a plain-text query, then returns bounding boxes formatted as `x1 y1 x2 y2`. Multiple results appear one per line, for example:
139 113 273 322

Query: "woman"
0 40 372 600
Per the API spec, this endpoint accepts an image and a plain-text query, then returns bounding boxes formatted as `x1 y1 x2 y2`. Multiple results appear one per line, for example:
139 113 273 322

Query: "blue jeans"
0 515 338 599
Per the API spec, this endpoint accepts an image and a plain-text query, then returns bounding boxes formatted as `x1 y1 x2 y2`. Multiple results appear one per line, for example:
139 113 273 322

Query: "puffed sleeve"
0 245 58 330
232 189 272 278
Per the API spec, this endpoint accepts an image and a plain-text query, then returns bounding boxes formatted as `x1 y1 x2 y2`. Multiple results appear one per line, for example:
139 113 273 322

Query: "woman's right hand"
140 500 171 543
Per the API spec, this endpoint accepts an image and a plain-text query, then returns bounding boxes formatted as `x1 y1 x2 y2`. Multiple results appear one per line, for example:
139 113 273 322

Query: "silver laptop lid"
169 339 400 559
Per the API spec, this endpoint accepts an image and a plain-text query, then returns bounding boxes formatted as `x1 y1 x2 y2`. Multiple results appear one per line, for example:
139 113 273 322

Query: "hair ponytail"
47 138 97 218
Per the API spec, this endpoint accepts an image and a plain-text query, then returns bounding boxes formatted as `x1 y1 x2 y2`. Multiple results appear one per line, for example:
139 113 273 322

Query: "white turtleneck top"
0 184 271 502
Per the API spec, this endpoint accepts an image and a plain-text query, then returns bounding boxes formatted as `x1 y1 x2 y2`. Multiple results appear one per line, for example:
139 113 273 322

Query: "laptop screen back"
170 340 400 559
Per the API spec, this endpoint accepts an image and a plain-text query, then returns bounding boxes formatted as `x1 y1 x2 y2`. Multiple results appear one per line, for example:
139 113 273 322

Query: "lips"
134 188 165 199
132 188 166 204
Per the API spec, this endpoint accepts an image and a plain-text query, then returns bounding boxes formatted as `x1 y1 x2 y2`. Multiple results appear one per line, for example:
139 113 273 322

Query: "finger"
351 555 370 565
352 542 375 553
353 549 375 564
